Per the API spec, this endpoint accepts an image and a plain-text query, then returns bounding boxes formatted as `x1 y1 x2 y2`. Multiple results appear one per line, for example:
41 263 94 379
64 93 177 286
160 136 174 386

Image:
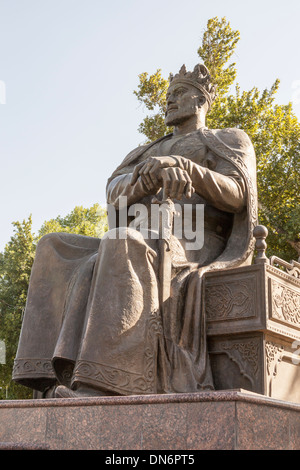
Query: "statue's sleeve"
106 173 151 208
179 152 247 213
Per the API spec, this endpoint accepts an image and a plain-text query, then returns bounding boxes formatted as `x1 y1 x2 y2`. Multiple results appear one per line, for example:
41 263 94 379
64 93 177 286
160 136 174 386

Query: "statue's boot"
54 385 107 398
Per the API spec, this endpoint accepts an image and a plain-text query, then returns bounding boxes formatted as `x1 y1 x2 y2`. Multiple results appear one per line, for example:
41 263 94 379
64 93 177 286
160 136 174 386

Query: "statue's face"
165 82 205 127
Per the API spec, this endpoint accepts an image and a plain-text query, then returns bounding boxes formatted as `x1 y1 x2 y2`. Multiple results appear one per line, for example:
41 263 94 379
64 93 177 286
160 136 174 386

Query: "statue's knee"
36 233 57 250
101 227 145 246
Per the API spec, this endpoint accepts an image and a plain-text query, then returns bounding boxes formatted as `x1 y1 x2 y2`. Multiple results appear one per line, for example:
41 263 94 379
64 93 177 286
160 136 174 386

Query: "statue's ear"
197 94 208 110
199 95 206 106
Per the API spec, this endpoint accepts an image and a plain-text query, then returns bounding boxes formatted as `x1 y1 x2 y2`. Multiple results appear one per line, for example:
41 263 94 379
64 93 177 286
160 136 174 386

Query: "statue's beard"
165 105 200 127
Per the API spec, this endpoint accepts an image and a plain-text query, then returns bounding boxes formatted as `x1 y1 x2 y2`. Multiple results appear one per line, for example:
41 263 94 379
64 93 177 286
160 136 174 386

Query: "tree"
134 69 171 142
133 16 300 262
38 204 108 239
0 204 108 399
0 217 35 399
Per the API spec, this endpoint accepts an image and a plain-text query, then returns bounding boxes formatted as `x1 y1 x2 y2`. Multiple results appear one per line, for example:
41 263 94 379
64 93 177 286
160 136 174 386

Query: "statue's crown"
169 64 217 108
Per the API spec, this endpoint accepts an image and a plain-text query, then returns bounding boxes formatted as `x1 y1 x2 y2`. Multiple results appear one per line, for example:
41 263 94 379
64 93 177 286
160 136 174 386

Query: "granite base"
0 390 299 450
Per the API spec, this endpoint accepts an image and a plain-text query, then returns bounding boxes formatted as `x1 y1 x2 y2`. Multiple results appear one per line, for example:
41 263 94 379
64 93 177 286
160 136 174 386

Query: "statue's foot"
54 385 78 398
54 385 107 398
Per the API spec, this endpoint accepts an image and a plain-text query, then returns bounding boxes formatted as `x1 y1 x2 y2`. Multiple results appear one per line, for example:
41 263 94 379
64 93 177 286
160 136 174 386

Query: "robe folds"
13 127 258 396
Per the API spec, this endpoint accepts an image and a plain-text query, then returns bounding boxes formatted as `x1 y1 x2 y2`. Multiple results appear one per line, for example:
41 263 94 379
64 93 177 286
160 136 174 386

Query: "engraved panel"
13 358 54 379
205 276 256 322
209 335 261 392
265 339 300 402
220 339 260 382
270 278 300 328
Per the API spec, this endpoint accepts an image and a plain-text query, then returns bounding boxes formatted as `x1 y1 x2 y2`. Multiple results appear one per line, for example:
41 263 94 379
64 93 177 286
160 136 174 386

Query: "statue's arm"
106 173 153 208
129 153 246 213
107 144 247 213
187 157 246 213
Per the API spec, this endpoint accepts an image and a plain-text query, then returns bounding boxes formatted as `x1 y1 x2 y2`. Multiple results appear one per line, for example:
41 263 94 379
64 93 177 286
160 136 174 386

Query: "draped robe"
13 127 257 396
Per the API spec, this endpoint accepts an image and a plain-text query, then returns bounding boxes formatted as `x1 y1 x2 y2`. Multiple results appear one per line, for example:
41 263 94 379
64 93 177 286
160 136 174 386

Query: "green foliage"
0 217 35 399
0 204 108 399
134 69 169 112
197 16 240 96
133 16 300 262
133 69 173 142
39 204 108 239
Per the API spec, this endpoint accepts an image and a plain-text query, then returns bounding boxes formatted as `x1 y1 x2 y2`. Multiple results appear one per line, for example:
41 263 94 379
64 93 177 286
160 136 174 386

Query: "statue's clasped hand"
130 156 194 200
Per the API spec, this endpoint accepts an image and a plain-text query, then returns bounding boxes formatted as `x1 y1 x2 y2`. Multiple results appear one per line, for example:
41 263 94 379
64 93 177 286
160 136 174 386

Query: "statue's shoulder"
212 127 253 148
202 127 255 161
124 133 172 162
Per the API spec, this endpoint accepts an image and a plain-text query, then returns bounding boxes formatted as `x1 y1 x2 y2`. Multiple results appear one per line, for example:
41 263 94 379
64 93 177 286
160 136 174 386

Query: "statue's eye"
176 88 186 96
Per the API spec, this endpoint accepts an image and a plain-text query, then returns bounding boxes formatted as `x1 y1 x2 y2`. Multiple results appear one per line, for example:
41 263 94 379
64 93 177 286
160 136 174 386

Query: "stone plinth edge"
0 390 299 450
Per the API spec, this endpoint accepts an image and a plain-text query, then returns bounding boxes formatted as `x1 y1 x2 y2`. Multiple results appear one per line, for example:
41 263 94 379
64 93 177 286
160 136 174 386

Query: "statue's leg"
13 232 100 394
55 227 160 398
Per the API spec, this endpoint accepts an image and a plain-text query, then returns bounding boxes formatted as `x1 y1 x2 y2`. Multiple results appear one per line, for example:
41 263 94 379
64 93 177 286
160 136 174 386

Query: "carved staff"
152 196 176 307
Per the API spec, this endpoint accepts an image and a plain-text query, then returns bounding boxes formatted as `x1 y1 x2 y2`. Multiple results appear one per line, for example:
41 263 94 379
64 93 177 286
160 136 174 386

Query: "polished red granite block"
186 401 236 450
45 405 100 450
0 406 47 446
142 402 187 450
290 411 300 449
91 404 143 450
0 390 299 450
0 441 50 450
236 402 291 450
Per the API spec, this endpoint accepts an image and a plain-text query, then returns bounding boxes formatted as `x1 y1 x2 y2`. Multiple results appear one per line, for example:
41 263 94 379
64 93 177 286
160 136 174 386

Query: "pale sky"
0 0 300 250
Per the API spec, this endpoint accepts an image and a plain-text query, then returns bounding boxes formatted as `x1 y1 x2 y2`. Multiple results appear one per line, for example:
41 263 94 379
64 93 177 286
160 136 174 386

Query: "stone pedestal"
0 390 299 450
2 255 300 451
205 261 300 403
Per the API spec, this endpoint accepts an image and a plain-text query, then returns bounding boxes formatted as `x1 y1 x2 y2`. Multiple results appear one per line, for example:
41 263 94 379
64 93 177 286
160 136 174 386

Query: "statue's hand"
131 156 183 191
160 167 194 200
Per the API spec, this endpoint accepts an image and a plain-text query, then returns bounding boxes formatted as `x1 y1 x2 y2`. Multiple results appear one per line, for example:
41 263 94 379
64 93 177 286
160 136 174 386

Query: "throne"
205 226 300 403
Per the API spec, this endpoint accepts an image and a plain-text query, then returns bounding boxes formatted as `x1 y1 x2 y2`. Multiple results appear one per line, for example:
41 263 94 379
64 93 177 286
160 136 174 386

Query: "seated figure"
12 64 258 398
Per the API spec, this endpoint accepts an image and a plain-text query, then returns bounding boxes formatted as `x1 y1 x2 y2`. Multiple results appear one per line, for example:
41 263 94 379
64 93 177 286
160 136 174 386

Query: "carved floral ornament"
205 280 254 320
265 341 284 376
272 279 300 325
209 338 260 389
270 256 300 280
221 340 259 378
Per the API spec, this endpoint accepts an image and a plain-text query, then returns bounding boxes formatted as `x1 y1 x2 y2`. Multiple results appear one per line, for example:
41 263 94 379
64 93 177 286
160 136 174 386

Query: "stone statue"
12 64 258 398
